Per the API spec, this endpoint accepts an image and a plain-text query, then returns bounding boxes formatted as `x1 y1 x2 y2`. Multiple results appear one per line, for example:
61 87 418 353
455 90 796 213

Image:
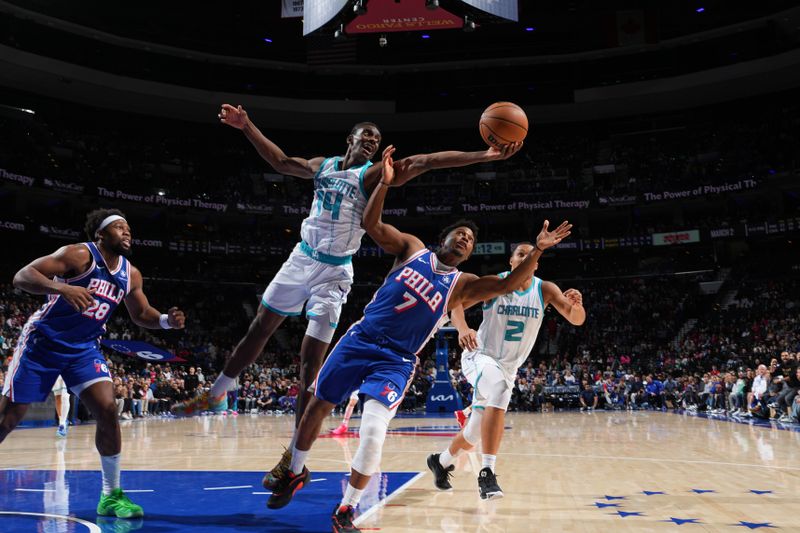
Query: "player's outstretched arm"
218 104 324 179
362 145 426 260
124 266 186 330
12 245 96 312
451 220 572 309
542 283 586 326
450 305 478 351
375 141 523 189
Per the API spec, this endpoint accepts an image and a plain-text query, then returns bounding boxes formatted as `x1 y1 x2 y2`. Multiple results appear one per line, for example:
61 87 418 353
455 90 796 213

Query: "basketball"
479 102 528 148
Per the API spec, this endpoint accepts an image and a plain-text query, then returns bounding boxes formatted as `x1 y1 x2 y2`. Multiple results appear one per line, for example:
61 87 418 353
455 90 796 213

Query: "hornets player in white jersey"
173 103 522 486
264 147 571 533
427 244 585 500
0 208 186 518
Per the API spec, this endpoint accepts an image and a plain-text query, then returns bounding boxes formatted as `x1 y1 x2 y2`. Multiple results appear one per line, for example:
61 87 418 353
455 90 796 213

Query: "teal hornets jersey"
301 156 372 257
469 273 545 380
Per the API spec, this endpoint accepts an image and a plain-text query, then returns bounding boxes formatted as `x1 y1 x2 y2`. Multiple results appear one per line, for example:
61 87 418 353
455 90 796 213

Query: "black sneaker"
266 466 310 509
427 453 455 491
332 504 360 533
477 467 504 500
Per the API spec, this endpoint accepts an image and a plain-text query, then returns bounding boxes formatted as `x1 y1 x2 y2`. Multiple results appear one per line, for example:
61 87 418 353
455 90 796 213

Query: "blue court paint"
734 521 776 529
0 469 416 532
662 517 702 525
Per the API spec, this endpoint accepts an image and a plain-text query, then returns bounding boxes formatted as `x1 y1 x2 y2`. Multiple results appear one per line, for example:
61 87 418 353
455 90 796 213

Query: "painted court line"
203 485 253 491
124 489 155 493
354 472 425 527
15 488 56 492
310 478 328 483
0 512 101 533
252 491 272 495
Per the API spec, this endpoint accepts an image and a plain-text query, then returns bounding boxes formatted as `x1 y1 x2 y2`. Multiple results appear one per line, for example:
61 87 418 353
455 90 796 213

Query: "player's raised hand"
58 285 96 312
381 145 396 185
167 307 186 329
458 328 479 351
563 288 583 307
535 220 572 250
218 104 248 129
485 141 523 161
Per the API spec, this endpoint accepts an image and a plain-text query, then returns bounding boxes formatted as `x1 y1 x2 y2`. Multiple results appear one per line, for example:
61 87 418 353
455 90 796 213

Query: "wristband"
379 181 391 186
533 243 542 252
159 314 172 330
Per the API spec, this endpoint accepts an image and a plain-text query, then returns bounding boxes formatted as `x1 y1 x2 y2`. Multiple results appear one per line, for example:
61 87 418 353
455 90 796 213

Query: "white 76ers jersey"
301 156 372 257
468 273 546 380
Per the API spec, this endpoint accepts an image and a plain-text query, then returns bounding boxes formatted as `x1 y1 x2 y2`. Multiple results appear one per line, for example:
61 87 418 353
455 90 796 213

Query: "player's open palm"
485 141 523 161
535 220 572 250
218 104 248 129
381 145 396 185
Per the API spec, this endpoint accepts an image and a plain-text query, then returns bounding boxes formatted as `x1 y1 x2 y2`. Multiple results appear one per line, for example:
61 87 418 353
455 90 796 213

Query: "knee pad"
305 317 336 343
477 364 511 410
462 407 483 445
351 400 394 476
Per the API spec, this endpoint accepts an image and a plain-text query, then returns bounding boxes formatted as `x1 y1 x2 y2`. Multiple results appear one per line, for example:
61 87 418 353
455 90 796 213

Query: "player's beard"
112 241 133 258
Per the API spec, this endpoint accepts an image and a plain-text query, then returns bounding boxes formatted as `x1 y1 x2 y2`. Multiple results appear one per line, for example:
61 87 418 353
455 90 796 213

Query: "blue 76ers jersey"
358 249 462 355
301 156 372 257
28 242 130 350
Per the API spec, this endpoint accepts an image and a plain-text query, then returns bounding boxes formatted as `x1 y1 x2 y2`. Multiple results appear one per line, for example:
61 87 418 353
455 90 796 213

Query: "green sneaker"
97 489 144 518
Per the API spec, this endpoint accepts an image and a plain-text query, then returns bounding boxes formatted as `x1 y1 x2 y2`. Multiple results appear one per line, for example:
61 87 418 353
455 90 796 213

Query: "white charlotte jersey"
301 156 372 257
467 273 546 380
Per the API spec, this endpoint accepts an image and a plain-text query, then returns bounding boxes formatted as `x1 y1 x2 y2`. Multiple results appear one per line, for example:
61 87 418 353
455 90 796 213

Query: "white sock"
439 448 457 468
481 454 496 472
58 394 70 427
210 373 236 398
339 483 364 509
289 431 297 450
290 446 309 475
100 453 121 496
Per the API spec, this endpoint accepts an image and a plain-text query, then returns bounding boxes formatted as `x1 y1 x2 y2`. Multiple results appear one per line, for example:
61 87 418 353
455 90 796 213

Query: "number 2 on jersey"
504 320 525 342
315 190 343 220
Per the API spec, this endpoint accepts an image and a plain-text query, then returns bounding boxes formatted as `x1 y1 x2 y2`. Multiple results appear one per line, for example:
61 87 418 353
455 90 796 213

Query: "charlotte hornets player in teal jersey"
176 103 524 489
0 208 186 519
428 244 585 501
266 146 572 533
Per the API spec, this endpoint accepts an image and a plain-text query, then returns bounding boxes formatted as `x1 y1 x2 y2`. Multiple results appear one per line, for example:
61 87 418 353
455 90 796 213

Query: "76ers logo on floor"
93 358 109 374
380 383 398 403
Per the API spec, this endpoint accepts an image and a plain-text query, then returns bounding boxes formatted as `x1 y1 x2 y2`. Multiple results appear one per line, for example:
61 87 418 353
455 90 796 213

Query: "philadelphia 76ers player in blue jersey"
173 104 523 487
266 146 572 533
0 208 186 519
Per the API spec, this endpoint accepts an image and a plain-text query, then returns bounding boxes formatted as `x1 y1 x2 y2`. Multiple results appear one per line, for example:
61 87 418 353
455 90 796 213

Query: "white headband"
96 215 127 235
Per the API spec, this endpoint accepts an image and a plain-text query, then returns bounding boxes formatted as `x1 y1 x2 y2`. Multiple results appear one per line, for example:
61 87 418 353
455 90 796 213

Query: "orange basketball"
479 102 528 149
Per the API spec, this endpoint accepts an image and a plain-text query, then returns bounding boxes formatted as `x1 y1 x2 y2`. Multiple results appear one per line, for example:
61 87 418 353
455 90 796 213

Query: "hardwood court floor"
2 410 799 532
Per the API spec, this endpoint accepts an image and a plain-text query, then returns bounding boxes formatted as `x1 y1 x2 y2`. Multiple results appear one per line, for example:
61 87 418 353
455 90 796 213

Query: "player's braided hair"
84 208 126 240
437 219 479 245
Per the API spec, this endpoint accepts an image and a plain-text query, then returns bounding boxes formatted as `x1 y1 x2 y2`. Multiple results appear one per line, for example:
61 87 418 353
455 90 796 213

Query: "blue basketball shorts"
313 325 416 410
2 330 112 403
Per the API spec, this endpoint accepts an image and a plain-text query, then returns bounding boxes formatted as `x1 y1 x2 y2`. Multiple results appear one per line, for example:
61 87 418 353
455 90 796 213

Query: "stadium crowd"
2 269 798 423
